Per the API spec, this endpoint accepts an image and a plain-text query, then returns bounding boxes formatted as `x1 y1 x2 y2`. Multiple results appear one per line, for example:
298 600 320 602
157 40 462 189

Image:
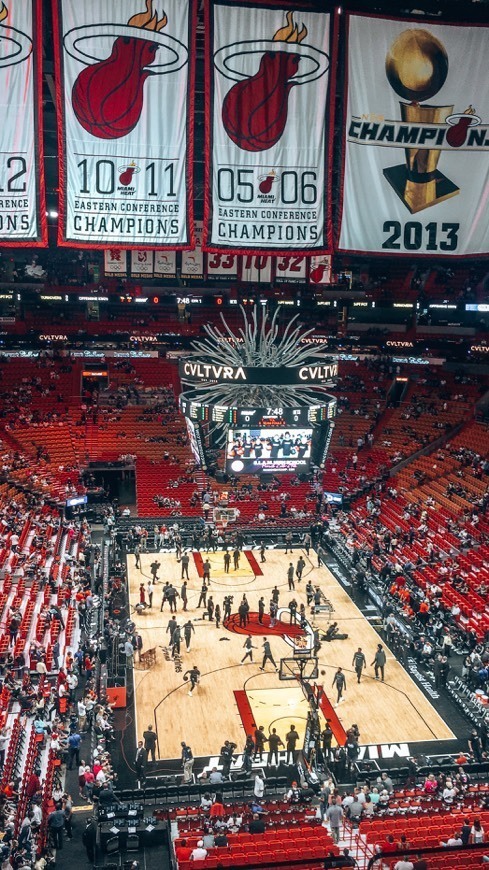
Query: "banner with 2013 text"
338 15 489 257
54 0 195 249
205 2 333 254
0 1 46 246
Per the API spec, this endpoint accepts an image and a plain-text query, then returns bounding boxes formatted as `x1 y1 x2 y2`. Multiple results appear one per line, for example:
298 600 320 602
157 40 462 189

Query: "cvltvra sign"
179 361 338 385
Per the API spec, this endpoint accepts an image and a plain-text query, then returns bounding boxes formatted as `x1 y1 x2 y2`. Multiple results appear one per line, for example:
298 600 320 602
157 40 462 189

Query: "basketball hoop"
221 517 228 531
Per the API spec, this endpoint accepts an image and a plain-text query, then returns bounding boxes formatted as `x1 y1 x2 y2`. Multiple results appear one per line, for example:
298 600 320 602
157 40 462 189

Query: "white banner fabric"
240 256 272 283
338 15 489 256
154 250 177 278
104 249 127 275
131 250 154 277
206 252 238 281
55 0 194 248
206 3 332 252
275 255 307 284
309 255 332 285
0 1 45 245
181 221 204 279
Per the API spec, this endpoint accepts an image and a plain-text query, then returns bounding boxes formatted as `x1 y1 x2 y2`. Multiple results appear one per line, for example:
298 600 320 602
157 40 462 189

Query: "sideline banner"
205 2 334 253
104 249 127 276
338 15 489 257
0 1 46 246
54 0 195 249
131 250 154 277
181 221 204 279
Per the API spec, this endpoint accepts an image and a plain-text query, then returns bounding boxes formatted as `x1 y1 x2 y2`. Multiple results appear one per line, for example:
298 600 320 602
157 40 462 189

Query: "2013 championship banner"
0 1 46 246
205 2 334 253
338 15 489 257
54 0 195 249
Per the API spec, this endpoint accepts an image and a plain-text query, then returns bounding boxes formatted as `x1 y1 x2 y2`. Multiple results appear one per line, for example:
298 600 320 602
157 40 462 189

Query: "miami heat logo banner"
204 2 334 254
0 1 46 246
338 15 489 257
54 0 195 249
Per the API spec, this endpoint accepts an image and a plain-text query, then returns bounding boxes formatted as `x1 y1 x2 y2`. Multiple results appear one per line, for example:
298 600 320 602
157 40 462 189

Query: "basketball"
321 670 326 675
183 675 188 682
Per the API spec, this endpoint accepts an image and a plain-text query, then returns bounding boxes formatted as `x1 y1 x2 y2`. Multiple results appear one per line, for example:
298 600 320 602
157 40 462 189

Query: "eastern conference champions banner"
339 16 489 257
54 0 195 249
205 2 333 253
0 1 46 246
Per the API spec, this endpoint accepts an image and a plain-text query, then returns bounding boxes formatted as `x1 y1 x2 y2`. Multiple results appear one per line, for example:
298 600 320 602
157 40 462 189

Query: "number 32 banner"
205 2 334 254
0 1 46 246
53 0 195 249
338 15 489 257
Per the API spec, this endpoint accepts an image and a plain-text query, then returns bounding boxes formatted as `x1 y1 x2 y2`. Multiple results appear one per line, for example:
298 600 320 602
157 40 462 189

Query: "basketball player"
332 667 346 705
183 665 201 697
260 638 277 671
352 648 367 683
241 636 257 664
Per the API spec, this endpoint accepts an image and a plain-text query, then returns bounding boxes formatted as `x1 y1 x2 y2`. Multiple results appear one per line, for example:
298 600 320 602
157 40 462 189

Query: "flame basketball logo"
63 0 188 141
223 12 306 152
215 10 329 153
0 3 32 68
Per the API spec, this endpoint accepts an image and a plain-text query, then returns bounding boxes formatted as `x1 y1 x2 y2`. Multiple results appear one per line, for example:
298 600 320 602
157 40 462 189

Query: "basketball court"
128 548 454 761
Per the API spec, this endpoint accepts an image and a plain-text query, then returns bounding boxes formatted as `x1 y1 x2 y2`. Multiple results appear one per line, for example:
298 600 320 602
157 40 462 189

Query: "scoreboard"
179 397 336 426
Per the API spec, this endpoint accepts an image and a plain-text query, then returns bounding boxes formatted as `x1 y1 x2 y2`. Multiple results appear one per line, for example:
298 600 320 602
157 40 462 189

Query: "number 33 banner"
53 0 195 249
204 2 334 254
338 15 489 257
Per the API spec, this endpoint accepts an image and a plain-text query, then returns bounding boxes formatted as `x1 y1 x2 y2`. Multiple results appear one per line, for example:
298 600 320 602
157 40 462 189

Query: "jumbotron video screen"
226 427 313 474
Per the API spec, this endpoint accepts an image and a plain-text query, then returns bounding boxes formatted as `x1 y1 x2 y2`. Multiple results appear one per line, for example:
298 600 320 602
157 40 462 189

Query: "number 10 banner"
338 15 489 257
204 1 334 254
53 0 195 249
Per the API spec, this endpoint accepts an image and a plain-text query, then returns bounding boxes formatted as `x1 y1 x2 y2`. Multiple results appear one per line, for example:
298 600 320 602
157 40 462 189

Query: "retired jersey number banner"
205 2 333 254
0 1 46 246
339 15 489 257
54 0 195 249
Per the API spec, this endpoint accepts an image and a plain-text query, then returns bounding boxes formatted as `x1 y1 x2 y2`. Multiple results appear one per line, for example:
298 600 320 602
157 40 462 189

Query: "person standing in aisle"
332 667 347 705
352 648 367 684
287 563 295 591
371 644 386 681
260 638 277 672
135 741 148 783
241 635 257 664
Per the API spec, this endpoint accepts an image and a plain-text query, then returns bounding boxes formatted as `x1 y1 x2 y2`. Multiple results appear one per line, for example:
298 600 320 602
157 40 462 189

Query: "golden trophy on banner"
383 29 459 213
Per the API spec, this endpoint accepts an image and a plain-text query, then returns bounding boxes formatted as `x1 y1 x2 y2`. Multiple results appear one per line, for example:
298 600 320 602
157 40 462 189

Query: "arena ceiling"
38 0 489 226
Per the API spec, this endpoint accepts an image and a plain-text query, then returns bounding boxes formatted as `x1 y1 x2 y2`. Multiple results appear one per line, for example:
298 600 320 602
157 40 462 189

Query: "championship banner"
104 249 127 276
275 255 307 284
0 1 46 246
181 221 204 280
154 250 177 278
338 15 489 257
204 2 334 253
240 255 272 284
206 252 238 281
54 0 196 249
131 250 154 278
309 254 332 285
